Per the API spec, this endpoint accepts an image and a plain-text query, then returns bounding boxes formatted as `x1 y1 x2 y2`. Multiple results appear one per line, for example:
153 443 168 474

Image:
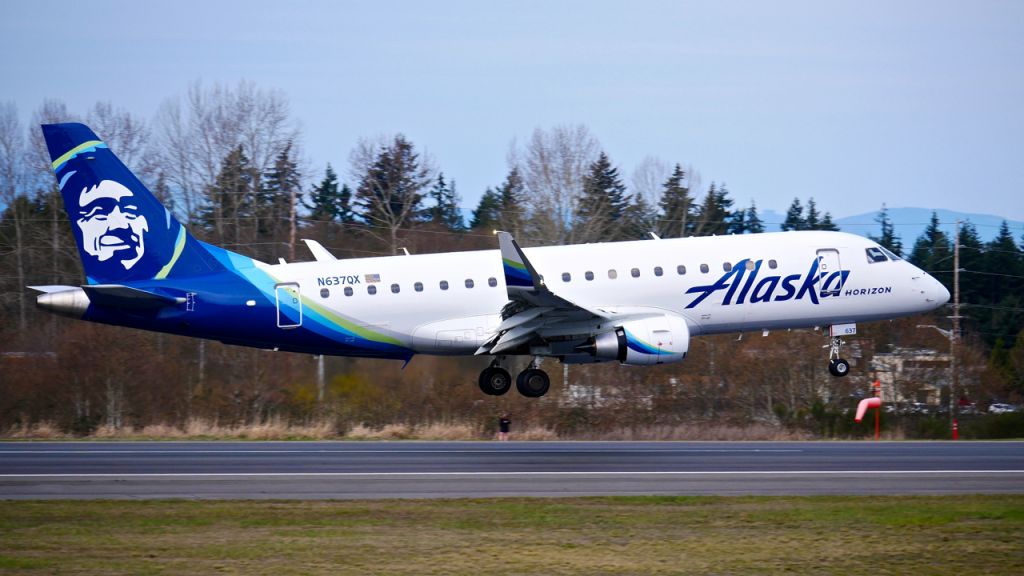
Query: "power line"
961 303 1024 313
960 270 1024 280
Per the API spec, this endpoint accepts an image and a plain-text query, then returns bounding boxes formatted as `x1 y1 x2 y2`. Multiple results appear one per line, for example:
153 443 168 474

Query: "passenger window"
465 279 474 288
700 264 709 273
320 288 330 299
723 262 732 272
488 277 497 287
768 259 778 269
585 271 594 281
391 283 400 294
631 268 640 278
654 266 663 277
677 265 686 275
344 286 353 297
440 280 449 291
367 285 377 295
745 260 755 270
866 247 888 263
608 269 617 279
562 272 571 282
414 282 424 292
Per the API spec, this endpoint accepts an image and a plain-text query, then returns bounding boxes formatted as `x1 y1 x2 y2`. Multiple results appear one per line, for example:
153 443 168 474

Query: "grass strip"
0 495 1022 575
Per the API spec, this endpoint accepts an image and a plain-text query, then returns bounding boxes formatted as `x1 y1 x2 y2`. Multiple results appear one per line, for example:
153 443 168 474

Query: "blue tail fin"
42 123 219 284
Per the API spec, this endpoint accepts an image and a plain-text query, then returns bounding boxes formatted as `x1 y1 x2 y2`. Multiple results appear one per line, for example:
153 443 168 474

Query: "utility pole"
317 354 325 404
950 220 961 425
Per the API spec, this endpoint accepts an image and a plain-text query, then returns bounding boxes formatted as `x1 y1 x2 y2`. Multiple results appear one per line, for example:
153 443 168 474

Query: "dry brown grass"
2 421 63 439
571 423 815 441
4 418 900 442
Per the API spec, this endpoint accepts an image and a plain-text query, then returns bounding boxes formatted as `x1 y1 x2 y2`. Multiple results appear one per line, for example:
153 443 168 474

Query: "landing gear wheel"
824 332 851 378
516 368 550 398
479 366 512 396
828 358 850 378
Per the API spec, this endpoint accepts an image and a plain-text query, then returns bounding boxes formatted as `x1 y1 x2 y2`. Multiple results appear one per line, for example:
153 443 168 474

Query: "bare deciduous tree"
154 81 301 224
86 102 155 183
631 155 668 209
28 100 79 284
516 124 600 245
0 102 27 329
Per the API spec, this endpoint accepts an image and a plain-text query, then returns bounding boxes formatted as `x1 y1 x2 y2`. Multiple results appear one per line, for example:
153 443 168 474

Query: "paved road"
1 441 1022 499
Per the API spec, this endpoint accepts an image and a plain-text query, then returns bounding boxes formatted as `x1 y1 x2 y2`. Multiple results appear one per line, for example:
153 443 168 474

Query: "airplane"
32 123 951 398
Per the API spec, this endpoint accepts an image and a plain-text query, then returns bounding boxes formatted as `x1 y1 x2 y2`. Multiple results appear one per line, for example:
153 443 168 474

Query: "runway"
1 441 1022 499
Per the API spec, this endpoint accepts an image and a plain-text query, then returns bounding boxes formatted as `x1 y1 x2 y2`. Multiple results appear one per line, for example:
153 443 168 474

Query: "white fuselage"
263 231 948 355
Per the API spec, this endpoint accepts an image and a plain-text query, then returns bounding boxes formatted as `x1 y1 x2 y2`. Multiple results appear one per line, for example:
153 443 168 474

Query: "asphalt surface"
1 441 1022 499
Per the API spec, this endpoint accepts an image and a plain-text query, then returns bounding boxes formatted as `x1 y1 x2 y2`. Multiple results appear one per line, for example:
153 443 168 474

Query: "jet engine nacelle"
591 314 690 366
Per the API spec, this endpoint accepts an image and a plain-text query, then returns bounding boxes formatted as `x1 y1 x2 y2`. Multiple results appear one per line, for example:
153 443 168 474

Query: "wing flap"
478 232 612 356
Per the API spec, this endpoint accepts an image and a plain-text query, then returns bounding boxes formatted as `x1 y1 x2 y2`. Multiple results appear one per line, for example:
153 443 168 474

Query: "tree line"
1 81 1022 436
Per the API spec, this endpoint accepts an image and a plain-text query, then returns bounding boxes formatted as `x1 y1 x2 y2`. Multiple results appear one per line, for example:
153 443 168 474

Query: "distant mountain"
757 207 1024 246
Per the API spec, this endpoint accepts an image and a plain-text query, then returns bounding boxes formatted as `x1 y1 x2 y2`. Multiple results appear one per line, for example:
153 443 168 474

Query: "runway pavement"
1 441 1022 499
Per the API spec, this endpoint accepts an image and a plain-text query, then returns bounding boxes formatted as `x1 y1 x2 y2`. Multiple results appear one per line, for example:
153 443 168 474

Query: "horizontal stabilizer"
82 284 185 310
28 285 77 294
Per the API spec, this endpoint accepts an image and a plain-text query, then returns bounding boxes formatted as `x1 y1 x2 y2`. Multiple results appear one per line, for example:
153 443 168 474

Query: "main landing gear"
825 335 850 378
478 357 551 398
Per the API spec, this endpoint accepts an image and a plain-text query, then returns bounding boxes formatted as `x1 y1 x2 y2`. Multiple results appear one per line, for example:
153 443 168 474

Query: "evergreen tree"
656 164 691 238
690 182 733 237
980 222 1024 336
728 207 747 234
575 152 628 242
305 164 354 223
201 145 257 247
496 166 525 236
621 193 657 240
354 134 431 253
745 201 765 234
781 197 805 231
805 198 821 230
425 173 464 231
908 211 953 289
956 221 984 306
818 211 839 231
869 204 902 255
259 142 301 256
470 188 502 230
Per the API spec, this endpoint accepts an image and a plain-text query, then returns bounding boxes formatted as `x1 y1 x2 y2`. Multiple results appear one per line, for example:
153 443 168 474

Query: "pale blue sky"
3 0 1022 222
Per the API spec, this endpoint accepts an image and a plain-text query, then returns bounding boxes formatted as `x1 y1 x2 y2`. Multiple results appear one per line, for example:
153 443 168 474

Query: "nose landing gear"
825 335 850 377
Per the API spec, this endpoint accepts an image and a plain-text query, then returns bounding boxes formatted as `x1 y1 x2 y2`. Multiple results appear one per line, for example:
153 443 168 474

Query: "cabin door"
275 282 303 328
815 249 846 298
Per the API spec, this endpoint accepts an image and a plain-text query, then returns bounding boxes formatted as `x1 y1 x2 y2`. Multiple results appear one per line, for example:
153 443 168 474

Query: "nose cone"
929 276 951 308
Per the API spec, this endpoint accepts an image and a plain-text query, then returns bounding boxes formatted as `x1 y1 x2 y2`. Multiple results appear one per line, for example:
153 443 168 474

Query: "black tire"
479 367 512 396
516 368 550 398
829 358 850 378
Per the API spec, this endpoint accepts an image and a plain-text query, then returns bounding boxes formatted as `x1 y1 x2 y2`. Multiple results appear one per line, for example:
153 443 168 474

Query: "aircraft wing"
476 232 610 355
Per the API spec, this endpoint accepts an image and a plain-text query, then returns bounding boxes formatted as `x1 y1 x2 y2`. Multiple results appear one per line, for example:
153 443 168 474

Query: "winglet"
303 239 338 262
497 231 542 293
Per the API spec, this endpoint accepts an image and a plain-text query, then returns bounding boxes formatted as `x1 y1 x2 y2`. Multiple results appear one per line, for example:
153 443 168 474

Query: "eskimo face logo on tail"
75 180 149 270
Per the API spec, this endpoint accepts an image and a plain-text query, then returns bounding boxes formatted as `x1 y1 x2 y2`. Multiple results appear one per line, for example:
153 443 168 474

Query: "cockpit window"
865 247 888 263
879 247 901 261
